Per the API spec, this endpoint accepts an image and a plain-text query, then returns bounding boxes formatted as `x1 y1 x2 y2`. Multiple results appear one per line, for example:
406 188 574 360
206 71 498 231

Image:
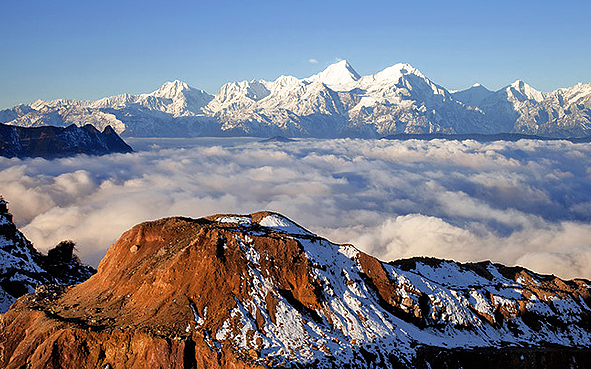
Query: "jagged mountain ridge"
0 122 133 158
1 211 590 368
2 61 590 138
0 197 95 313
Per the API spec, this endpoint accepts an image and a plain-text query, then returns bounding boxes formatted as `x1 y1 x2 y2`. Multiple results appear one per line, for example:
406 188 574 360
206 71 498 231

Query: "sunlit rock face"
1 211 590 368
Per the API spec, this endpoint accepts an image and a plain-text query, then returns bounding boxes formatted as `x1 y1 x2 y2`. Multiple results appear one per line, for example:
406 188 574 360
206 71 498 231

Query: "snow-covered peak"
256 213 313 236
243 80 271 101
507 80 546 102
151 80 193 99
464 83 491 92
138 80 214 116
451 83 494 107
30 98 82 109
371 62 423 83
272 75 301 88
306 60 361 87
214 79 272 103
30 99 48 109
554 82 591 105
214 212 313 236
4 61 591 138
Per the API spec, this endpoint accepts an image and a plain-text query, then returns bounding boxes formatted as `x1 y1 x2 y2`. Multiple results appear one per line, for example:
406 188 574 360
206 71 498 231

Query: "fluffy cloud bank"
1 138 591 279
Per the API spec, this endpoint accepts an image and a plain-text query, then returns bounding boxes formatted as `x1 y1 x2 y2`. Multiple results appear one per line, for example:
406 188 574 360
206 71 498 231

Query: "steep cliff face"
1 212 590 368
0 197 95 313
0 122 132 158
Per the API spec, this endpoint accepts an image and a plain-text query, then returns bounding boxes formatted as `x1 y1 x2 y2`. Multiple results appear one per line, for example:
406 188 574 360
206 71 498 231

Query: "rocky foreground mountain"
0 197 95 313
2 61 591 138
0 122 132 158
1 211 590 368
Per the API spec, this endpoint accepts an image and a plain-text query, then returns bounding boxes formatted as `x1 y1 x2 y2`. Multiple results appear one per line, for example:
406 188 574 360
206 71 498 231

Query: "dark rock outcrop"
0 197 95 312
0 212 589 368
0 122 132 158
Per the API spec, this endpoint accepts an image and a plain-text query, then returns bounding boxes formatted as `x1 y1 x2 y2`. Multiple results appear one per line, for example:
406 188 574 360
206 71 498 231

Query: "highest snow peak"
306 59 361 86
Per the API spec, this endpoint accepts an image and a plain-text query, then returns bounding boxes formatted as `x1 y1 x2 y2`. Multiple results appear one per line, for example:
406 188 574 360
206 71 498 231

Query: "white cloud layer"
1 138 591 279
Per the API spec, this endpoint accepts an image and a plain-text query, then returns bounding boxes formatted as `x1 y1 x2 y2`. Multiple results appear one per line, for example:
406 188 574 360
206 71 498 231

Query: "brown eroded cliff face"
1 212 591 369
0 213 326 369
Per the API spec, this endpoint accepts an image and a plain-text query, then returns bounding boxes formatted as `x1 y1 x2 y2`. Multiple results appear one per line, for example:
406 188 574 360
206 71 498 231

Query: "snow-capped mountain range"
2 61 590 138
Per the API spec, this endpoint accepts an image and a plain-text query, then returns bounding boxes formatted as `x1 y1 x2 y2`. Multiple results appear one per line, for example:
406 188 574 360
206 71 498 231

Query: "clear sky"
1 0 590 109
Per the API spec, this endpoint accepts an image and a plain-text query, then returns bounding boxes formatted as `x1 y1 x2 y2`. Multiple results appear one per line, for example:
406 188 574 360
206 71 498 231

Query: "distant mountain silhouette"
0 123 132 158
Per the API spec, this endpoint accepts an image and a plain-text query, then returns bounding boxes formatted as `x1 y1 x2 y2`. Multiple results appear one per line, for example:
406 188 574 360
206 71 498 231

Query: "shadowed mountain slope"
0 123 132 158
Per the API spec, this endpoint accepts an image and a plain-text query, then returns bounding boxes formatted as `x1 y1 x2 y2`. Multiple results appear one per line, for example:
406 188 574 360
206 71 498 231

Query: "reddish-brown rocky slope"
1 212 590 368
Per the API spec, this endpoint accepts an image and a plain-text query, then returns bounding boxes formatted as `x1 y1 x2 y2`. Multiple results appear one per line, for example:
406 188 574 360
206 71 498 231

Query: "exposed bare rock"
1 212 590 368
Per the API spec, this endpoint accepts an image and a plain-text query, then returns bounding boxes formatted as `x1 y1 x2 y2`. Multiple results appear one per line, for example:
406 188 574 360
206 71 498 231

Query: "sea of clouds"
1 137 591 279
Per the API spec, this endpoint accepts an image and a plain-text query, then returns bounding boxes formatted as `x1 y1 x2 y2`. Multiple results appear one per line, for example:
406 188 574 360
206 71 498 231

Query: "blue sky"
1 0 590 109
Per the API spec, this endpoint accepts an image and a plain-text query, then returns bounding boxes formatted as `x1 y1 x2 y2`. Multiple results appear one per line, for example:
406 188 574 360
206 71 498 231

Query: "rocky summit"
1 212 591 368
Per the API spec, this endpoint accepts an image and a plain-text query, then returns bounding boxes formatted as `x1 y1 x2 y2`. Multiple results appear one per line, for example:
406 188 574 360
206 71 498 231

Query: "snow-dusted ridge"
202 212 591 366
216 212 313 236
206 211 591 362
2 210 590 367
2 61 591 138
